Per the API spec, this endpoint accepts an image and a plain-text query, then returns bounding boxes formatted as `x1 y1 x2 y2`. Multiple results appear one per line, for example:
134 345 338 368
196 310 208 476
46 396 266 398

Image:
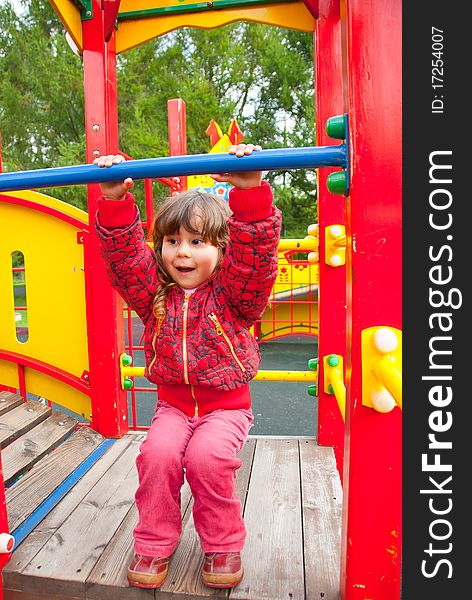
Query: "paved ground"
249 336 318 436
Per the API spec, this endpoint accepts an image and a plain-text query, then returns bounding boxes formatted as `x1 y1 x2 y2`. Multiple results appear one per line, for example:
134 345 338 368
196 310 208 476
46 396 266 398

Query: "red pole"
340 1 402 598
315 0 347 478
81 0 128 437
0 453 14 599
167 98 188 192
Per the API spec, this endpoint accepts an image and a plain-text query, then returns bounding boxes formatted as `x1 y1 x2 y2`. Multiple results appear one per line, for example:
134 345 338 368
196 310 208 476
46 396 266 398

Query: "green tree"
0 0 87 206
1 1 316 234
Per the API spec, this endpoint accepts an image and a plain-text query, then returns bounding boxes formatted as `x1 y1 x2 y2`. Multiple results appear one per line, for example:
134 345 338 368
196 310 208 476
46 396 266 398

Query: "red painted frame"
315 0 346 478
0 452 11 600
339 1 402 598
81 0 128 437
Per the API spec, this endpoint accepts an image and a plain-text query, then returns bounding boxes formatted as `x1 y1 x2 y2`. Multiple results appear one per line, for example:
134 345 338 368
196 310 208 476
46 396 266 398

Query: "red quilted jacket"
96 182 281 416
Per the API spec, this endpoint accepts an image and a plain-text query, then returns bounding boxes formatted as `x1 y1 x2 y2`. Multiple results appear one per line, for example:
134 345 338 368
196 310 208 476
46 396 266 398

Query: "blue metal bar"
11 438 115 548
0 145 347 193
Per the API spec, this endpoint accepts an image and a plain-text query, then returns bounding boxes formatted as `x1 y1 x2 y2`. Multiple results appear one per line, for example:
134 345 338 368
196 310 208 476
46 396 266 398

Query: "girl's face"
161 224 219 290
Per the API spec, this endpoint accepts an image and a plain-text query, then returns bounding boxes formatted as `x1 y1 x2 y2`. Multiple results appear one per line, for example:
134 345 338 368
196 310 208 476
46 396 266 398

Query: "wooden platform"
1 393 342 600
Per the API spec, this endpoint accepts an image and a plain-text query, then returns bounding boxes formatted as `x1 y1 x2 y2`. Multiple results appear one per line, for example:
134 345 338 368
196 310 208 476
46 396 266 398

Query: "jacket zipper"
182 293 198 416
208 312 246 373
182 293 191 384
191 384 198 417
148 316 165 373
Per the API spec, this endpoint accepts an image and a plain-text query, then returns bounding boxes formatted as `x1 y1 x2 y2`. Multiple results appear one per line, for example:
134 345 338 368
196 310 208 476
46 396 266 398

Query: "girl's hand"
210 144 263 190
93 154 134 200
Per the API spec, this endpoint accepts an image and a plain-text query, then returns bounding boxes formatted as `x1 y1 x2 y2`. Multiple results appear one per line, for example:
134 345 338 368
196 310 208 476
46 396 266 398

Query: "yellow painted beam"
116 2 314 53
49 0 84 54
48 0 314 54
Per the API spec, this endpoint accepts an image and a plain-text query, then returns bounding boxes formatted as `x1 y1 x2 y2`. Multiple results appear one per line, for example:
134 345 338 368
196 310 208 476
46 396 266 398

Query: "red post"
167 98 188 191
0 453 14 599
81 1 128 437
340 1 402 598
315 0 347 478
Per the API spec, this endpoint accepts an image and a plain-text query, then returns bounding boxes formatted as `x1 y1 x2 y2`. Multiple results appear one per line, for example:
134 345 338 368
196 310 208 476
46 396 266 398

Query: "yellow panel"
116 3 314 53
49 0 84 53
258 248 318 340
0 358 91 418
25 368 91 419
188 133 234 190
0 359 19 389
258 299 318 341
0 190 89 224
0 194 90 415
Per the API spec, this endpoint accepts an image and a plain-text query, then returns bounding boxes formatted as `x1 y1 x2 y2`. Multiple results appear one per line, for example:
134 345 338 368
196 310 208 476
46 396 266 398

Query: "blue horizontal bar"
0 145 347 193
11 438 115 549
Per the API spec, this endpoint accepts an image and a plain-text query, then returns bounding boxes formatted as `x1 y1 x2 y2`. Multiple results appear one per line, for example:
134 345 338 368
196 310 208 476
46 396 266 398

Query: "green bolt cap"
327 355 339 367
123 377 133 390
327 171 348 195
326 115 346 140
121 354 133 366
308 384 318 397
328 384 334 394
308 357 319 370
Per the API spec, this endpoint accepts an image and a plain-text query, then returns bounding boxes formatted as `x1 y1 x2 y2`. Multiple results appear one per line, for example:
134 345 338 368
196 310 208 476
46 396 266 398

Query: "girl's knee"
137 436 181 474
184 446 241 481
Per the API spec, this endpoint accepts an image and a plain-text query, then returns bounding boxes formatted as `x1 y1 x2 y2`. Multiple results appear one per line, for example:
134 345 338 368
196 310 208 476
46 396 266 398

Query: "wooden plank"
86 480 194 600
159 439 256 598
2 412 78 486
236 438 256 513
3 434 136 594
5 590 83 600
230 439 305 600
85 505 153 600
17 434 145 599
299 441 342 600
0 392 24 416
6 428 105 532
0 400 51 448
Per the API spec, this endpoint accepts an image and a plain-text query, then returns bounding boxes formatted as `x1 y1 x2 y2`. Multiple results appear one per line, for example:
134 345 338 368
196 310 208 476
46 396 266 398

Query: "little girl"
94 144 281 589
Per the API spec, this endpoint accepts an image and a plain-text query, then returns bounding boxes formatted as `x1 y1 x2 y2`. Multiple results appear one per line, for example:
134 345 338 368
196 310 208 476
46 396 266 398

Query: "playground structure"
0 1 401 600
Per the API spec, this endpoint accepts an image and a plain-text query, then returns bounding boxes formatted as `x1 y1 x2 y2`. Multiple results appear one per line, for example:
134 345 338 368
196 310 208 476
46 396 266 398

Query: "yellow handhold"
362 327 402 412
305 224 319 263
323 354 346 420
307 223 319 237
120 364 316 386
325 224 346 267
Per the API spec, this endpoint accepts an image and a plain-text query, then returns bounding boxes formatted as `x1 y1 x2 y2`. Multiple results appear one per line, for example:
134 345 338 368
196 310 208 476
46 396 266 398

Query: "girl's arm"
93 154 158 322
95 195 158 324
218 181 282 325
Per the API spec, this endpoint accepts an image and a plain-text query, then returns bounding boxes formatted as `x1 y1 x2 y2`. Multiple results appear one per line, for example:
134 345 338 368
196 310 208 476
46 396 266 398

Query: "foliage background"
0 0 317 236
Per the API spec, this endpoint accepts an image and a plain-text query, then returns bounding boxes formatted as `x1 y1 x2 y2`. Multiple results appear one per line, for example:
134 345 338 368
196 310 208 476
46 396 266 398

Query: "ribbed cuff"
96 192 137 228
228 180 273 222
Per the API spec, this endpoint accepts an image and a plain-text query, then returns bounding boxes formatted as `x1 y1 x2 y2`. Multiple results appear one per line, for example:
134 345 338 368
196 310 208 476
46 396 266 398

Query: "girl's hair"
151 190 232 318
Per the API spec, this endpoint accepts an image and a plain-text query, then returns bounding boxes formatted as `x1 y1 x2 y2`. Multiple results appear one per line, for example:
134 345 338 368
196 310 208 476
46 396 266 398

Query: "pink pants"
133 400 254 557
